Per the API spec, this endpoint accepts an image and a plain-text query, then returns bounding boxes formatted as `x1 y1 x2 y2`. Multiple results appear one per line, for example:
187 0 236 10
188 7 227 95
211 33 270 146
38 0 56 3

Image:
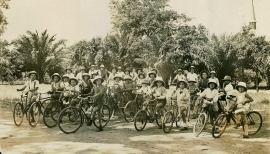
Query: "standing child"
17 71 39 121
233 82 253 138
209 71 220 89
172 79 190 131
61 75 70 105
198 70 209 92
88 76 106 132
80 73 93 95
172 69 186 84
148 71 157 88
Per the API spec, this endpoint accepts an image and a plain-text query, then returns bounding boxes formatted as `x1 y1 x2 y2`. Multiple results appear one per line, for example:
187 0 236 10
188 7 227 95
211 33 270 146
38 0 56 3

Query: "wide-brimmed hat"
79 66 86 70
177 79 188 88
90 64 95 68
153 77 165 86
138 73 146 78
207 79 218 88
65 68 73 73
137 68 143 72
209 71 217 76
69 77 78 85
148 71 157 78
62 74 70 80
82 73 90 78
28 71 38 79
222 75 231 81
236 82 247 91
200 70 208 77
113 74 123 80
118 66 122 70
51 73 61 80
93 75 104 84
141 79 150 85
188 79 197 83
100 64 105 68
177 69 183 73
189 66 195 71
125 68 130 72
124 75 132 81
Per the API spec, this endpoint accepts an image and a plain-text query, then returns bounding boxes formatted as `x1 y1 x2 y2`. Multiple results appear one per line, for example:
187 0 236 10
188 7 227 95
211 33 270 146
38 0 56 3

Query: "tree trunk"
255 68 259 92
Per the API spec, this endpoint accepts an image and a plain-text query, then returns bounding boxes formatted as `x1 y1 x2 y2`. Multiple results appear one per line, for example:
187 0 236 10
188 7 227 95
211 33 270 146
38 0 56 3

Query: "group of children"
17 65 254 137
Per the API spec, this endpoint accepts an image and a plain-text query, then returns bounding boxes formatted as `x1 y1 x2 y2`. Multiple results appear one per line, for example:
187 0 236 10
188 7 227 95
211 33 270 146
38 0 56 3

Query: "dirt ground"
0 103 269 154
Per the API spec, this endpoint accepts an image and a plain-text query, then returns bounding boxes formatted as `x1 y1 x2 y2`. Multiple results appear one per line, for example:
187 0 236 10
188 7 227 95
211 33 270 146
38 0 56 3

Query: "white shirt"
24 80 39 92
137 86 151 94
200 88 219 102
187 73 198 82
224 83 233 93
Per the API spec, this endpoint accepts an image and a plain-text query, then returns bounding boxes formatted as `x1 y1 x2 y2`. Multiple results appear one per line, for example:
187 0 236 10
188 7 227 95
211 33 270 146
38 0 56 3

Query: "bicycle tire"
195 103 203 119
28 102 40 127
40 99 50 115
244 111 262 135
93 104 111 129
13 102 24 126
43 102 58 128
156 108 167 128
58 107 82 134
162 111 174 133
134 110 147 131
212 114 228 138
123 101 138 123
193 112 208 137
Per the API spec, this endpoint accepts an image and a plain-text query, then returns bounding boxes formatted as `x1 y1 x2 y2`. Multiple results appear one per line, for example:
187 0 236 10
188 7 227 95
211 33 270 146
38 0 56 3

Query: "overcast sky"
2 0 270 46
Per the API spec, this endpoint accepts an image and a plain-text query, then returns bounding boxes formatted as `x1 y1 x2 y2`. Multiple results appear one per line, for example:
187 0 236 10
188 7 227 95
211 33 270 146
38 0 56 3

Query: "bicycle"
193 98 211 137
43 91 66 128
105 85 118 118
28 93 51 127
134 97 166 131
212 107 262 138
58 96 111 134
123 93 144 122
162 91 181 133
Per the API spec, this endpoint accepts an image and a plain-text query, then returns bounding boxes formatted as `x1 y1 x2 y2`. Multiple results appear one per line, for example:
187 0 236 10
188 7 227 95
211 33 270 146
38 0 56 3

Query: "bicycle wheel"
13 102 24 126
245 111 262 135
134 110 147 131
162 111 174 133
212 114 228 138
40 99 50 115
58 107 82 134
156 108 167 128
123 101 138 123
93 105 111 129
193 112 208 137
195 103 203 119
28 102 40 127
43 102 58 128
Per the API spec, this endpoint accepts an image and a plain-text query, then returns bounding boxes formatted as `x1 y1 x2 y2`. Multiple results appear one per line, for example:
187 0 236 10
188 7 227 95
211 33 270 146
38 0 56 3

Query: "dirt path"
0 104 269 154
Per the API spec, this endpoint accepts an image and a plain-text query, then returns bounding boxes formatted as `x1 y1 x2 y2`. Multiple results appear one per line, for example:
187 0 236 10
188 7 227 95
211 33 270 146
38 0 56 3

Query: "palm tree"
13 30 66 82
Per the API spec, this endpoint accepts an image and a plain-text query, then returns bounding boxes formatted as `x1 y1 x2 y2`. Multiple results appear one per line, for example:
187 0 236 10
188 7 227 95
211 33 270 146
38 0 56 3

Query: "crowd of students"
17 65 254 137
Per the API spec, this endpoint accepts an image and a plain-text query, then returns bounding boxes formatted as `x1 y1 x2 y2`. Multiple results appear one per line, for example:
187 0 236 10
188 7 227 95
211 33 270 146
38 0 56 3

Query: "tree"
0 0 9 36
13 30 66 82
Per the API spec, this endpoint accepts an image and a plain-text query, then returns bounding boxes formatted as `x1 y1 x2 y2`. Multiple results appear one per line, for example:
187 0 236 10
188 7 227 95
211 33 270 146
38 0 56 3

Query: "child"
186 66 198 83
98 64 108 81
76 66 86 82
88 64 97 78
135 73 146 88
152 77 167 118
122 75 136 105
80 73 93 95
209 71 220 89
172 69 186 84
233 82 253 138
61 74 70 105
17 71 39 113
88 76 106 132
68 77 80 107
198 79 219 126
136 79 151 95
124 68 131 77
172 79 190 131
188 79 200 119
148 71 157 88
47 73 64 105
65 68 74 78
198 70 209 92
117 66 125 78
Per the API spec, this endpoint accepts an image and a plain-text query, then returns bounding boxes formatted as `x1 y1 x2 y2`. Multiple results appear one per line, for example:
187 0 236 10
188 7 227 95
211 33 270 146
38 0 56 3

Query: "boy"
188 79 200 119
68 77 80 107
209 71 220 89
47 73 64 104
122 75 136 105
80 73 93 95
233 82 253 138
172 69 186 84
148 71 157 88
152 77 167 119
186 66 198 83
172 79 190 131
198 79 219 126
198 70 208 92
61 74 70 105
88 76 106 132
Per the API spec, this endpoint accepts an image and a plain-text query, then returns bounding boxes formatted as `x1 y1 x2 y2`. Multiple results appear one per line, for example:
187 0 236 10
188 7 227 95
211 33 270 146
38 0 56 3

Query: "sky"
1 0 270 46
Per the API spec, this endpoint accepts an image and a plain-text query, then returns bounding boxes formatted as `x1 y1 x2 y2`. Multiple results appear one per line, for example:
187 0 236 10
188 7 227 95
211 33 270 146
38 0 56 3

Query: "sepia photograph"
0 0 270 153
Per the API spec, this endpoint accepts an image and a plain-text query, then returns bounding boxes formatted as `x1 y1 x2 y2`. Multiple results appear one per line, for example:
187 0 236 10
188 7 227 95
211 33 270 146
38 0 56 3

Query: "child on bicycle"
148 71 157 88
172 79 190 131
67 77 80 107
151 77 167 119
198 79 219 126
80 73 93 95
47 73 64 105
172 69 186 84
209 71 220 89
61 74 70 105
122 75 136 105
17 71 39 112
88 76 106 132
233 82 254 138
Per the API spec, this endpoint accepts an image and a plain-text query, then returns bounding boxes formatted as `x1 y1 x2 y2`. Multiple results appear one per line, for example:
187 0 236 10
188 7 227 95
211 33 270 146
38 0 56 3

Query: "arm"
92 86 106 99
243 93 254 104
17 86 27 91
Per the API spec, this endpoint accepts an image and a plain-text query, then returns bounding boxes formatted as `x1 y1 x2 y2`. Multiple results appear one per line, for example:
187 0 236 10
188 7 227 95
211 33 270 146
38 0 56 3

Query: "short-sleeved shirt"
152 86 167 97
200 88 219 102
69 85 80 96
51 81 64 92
224 83 233 93
187 73 198 82
175 88 190 105
62 82 70 90
90 84 106 103
137 86 151 95
209 77 220 88
24 80 39 92
174 74 186 82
